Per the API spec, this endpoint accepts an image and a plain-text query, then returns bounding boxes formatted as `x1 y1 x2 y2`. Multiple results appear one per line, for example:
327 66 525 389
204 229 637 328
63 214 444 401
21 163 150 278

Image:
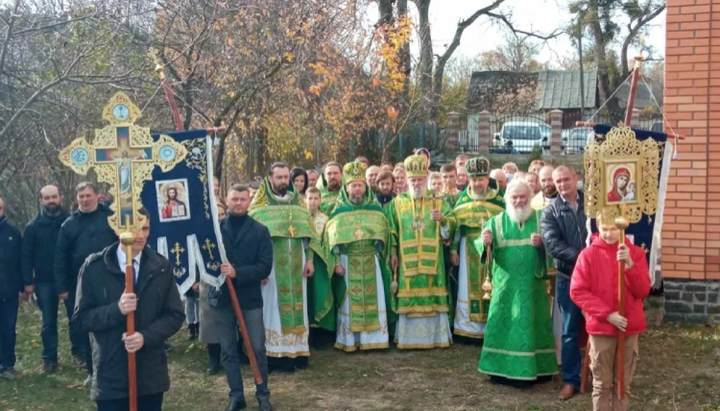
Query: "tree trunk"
397 0 411 103
415 0 434 121
378 0 394 26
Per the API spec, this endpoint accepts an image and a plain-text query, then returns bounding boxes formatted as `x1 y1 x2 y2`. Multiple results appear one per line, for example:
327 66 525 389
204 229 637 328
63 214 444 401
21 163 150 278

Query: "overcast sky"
368 0 666 68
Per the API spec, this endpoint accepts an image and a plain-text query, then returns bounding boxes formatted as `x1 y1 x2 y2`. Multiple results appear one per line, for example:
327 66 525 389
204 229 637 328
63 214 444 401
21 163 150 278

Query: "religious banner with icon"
140 128 226 295
584 124 673 287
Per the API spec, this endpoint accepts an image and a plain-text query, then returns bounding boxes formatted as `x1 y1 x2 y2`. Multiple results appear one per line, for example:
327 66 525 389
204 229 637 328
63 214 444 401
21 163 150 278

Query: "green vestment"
474 211 557 380
249 179 333 334
450 187 504 331
323 188 393 335
385 191 452 317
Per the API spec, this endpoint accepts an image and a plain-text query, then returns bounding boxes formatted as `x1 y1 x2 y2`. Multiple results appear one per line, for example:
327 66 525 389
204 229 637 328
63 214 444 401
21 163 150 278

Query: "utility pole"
578 13 586 121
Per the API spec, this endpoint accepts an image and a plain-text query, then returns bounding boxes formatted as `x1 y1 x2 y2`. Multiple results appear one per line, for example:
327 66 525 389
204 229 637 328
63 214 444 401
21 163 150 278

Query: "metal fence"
560 111 664 155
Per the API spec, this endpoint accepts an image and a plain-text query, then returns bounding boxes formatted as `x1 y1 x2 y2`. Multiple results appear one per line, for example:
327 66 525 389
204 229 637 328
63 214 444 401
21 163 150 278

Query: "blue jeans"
556 276 582 388
215 306 270 402
36 283 84 362
0 295 19 370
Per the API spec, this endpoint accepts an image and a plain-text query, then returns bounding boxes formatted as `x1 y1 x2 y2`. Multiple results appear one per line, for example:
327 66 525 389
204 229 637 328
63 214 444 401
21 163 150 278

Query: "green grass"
1 303 719 410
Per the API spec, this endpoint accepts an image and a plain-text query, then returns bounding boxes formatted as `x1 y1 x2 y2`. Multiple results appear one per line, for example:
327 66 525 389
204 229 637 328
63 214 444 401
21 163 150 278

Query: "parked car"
493 121 550 153
562 127 593 154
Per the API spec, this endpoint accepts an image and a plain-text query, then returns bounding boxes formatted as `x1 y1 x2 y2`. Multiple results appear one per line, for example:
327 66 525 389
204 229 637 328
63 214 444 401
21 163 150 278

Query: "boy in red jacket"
570 214 650 411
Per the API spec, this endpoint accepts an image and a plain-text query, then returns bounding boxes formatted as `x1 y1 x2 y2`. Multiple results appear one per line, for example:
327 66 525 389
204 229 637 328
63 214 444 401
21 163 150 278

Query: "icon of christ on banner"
156 179 191 222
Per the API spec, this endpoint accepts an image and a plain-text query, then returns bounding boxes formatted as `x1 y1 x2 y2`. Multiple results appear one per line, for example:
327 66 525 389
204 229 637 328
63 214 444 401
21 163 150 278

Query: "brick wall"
663 0 720 322
663 0 719 281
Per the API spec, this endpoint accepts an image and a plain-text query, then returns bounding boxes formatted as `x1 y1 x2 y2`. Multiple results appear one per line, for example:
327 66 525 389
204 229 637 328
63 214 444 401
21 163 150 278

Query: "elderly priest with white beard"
474 179 557 387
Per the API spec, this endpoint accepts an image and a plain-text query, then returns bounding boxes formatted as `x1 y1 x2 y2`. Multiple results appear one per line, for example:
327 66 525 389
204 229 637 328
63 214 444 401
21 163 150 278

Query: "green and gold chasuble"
315 174 341 215
450 188 504 326
249 179 332 334
323 189 393 333
385 191 452 317
473 211 557 380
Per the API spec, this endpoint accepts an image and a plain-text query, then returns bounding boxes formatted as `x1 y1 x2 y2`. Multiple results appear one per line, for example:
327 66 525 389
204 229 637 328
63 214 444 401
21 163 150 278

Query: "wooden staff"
225 276 263 384
119 219 138 411
615 212 630 399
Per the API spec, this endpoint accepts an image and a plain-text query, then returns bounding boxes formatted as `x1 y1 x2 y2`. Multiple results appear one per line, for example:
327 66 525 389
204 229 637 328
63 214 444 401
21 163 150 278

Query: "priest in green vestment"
249 162 330 370
474 178 557 384
323 161 394 352
449 157 505 339
316 161 343 215
385 154 453 349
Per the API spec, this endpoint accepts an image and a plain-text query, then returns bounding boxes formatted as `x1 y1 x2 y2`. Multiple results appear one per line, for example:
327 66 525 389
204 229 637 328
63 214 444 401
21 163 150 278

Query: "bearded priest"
474 179 557 386
323 161 393 352
449 157 505 339
385 154 453 349
249 162 318 371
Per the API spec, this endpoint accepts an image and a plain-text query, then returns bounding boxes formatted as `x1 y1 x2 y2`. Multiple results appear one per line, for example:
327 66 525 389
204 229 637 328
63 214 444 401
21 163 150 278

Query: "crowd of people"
0 151 651 411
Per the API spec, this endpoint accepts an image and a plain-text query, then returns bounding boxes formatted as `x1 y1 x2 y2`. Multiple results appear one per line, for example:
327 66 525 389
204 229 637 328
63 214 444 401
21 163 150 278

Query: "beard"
272 183 288 197
43 204 61 214
349 195 364 205
328 179 341 191
542 185 557 197
507 203 533 224
469 187 486 200
409 185 425 199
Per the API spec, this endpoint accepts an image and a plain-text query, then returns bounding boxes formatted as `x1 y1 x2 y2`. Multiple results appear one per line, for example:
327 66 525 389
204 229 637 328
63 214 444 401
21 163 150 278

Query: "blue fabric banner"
140 129 225 295
591 124 672 287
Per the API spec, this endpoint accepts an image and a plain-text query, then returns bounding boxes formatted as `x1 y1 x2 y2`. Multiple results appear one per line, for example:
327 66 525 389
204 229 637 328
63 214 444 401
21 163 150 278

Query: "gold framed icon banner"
58 92 188 234
584 125 660 223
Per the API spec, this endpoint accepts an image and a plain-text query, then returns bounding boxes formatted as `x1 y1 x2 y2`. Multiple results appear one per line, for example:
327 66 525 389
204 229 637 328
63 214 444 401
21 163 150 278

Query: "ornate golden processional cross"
58 93 187 233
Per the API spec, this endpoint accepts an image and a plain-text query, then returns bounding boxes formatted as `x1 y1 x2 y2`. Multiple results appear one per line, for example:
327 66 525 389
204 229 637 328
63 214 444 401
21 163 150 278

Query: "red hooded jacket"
570 233 650 336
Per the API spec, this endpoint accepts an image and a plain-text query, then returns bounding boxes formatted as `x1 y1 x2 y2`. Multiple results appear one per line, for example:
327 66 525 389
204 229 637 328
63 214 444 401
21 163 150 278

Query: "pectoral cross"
288 224 296 237
355 225 364 240
202 238 216 260
171 242 185 266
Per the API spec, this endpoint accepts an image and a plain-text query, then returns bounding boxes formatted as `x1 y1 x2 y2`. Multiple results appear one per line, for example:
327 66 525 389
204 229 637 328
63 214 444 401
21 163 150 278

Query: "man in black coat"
213 184 273 411
54 182 118 379
22 185 71 373
0 196 22 380
541 165 588 401
73 207 184 411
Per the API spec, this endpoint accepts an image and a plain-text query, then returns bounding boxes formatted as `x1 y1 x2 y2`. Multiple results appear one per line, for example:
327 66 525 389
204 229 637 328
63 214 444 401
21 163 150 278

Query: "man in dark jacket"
54 182 118 380
0 196 22 380
541 165 588 401
22 185 72 373
73 207 184 411
214 184 273 411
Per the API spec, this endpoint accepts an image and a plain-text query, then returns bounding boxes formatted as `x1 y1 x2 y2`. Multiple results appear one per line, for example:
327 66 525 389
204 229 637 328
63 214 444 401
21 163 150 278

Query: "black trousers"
96 393 164 411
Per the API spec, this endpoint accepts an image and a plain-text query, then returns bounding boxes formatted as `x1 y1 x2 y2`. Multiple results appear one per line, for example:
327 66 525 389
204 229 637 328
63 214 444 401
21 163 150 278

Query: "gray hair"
504 178 532 202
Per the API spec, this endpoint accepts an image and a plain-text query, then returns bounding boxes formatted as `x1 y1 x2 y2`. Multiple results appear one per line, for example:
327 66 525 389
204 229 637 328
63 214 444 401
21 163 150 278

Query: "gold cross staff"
171 242 185 266
202 238 216 260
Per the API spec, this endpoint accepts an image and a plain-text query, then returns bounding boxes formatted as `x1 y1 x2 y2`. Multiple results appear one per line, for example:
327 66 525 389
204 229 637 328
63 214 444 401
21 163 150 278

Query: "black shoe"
224 398 247 411
41 360 57 374
188 324 197 340
258 398 273 411
71 354 86 368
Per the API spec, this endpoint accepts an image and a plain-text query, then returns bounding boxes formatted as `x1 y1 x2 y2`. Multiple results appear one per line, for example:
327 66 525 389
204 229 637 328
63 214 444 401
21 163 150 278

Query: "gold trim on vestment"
495 216 533 248
395 305 449 314
266 351 310 358
482 347 557 357
453 328 485 339
334 342 390 352
396 288 449 298
394 340 451 350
